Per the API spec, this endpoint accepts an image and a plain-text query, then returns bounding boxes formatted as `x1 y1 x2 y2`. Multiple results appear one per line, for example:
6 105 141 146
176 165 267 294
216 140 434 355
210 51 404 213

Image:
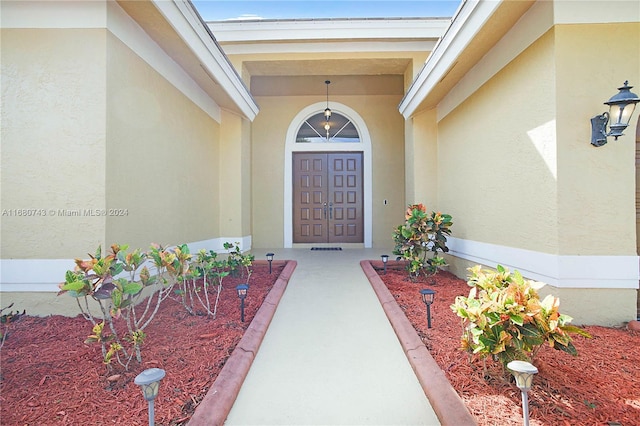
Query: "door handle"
329 202 333 220
323 202 327 219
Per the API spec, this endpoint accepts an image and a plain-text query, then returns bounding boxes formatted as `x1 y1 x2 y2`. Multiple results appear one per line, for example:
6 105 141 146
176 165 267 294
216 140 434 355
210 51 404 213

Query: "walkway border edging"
188 260 297 426
360 260 477 426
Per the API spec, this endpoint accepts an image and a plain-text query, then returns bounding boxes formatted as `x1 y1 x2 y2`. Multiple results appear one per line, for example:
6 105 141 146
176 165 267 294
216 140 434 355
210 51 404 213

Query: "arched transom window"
296 111 360 143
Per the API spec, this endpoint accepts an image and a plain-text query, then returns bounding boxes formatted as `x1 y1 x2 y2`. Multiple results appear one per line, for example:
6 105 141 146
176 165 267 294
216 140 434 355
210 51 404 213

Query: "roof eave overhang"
209 17 451 43
399 1 499 119
135 0 259 121
399 0 533 119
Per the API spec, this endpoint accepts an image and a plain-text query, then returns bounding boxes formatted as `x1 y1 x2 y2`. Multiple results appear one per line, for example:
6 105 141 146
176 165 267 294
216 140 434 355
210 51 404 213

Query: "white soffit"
399 0 536 118
208 18 450 43
219 41 438 56
149 0 259 120
399 0 500 119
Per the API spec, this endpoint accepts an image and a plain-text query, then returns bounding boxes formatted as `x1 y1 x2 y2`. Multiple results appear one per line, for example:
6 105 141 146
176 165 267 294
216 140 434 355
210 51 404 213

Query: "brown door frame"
292 151 364 244
284 102 372 247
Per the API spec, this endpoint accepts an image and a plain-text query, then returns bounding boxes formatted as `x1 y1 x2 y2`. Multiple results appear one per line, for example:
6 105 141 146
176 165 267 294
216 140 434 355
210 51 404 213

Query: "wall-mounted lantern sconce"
381 254 389 274
420 288 436 329
266 252 274 274
591 81 640 147
236 284 249 322
134 368 166 426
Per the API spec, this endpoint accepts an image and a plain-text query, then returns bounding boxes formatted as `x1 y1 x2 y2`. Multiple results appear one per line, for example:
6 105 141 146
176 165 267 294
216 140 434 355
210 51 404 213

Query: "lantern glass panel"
143 382 160 400
614 103 636 126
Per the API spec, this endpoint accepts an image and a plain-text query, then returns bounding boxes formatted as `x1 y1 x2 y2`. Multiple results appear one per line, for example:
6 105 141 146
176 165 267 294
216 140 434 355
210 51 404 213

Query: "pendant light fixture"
324 80 332 140
324 80 332 120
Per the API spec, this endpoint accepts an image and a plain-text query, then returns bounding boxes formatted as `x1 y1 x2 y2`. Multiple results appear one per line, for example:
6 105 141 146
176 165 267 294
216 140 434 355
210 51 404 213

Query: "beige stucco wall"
1 18 228 316
433 8 639 260
105 33 221 250
555 22 639 255
2 26 227 258
431 17 639 325
1 29 107 259
438 30 558 253
218 110 252 240
406 109 438 207
250 94 405 248
369 95 406 246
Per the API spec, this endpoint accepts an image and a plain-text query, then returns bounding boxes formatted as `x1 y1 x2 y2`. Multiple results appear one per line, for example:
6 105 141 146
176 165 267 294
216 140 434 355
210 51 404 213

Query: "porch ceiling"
250 74 405 96
209 18 445 99
245 58 410 96
244 58 411 77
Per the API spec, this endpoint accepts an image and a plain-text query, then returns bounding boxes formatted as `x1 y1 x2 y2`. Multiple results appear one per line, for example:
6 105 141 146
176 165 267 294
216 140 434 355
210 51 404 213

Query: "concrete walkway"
225 248 440 425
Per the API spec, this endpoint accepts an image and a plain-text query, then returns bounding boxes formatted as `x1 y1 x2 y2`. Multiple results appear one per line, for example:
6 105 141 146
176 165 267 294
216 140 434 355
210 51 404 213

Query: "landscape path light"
419 288 436 329
134 367 166 426
381 254 389 274
266 252 275 274
507 360 539 426
236 284 249 322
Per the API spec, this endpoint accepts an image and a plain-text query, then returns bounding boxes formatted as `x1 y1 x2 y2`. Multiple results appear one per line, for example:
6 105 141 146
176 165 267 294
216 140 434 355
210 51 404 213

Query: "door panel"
294 153 328 243
329 152 363 243
293 152 363 244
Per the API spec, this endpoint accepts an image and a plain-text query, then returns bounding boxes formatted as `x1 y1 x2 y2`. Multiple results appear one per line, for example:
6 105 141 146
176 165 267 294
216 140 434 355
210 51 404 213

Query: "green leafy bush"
178 242 254 318
179 249 220 318
392 203 453 280
59 241 254 371
451 265 590 368
224 241 255 280
58 244 190 369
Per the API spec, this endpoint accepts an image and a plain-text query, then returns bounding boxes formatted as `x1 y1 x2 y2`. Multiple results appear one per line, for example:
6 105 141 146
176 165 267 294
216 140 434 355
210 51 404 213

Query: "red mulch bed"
375 263 640 426
0 262 286 426
3 259 639 425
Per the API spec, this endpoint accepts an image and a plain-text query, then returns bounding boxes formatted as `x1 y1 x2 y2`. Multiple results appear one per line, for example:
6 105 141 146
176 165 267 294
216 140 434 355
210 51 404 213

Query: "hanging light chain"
324 80 332 140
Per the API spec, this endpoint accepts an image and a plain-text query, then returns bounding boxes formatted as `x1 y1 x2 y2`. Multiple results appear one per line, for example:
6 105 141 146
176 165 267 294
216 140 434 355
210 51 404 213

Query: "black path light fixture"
507 360 539 426
420 288 436 329
266 252 274 274
381 254 389 274
591 80 640 147
134 367 166 426
236 284 249 322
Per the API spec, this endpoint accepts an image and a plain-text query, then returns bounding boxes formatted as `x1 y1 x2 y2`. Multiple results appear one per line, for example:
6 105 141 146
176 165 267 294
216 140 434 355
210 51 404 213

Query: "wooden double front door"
293 152 363 244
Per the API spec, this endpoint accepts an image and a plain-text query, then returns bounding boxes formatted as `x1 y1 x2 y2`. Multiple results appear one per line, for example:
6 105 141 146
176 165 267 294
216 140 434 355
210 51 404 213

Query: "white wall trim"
284 102 372 248
186 235 252 254
449 236 640 289
0 236 252 293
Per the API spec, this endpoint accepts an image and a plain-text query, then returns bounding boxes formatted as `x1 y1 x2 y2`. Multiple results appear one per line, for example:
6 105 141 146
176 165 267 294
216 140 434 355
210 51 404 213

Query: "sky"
191 0 462 21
